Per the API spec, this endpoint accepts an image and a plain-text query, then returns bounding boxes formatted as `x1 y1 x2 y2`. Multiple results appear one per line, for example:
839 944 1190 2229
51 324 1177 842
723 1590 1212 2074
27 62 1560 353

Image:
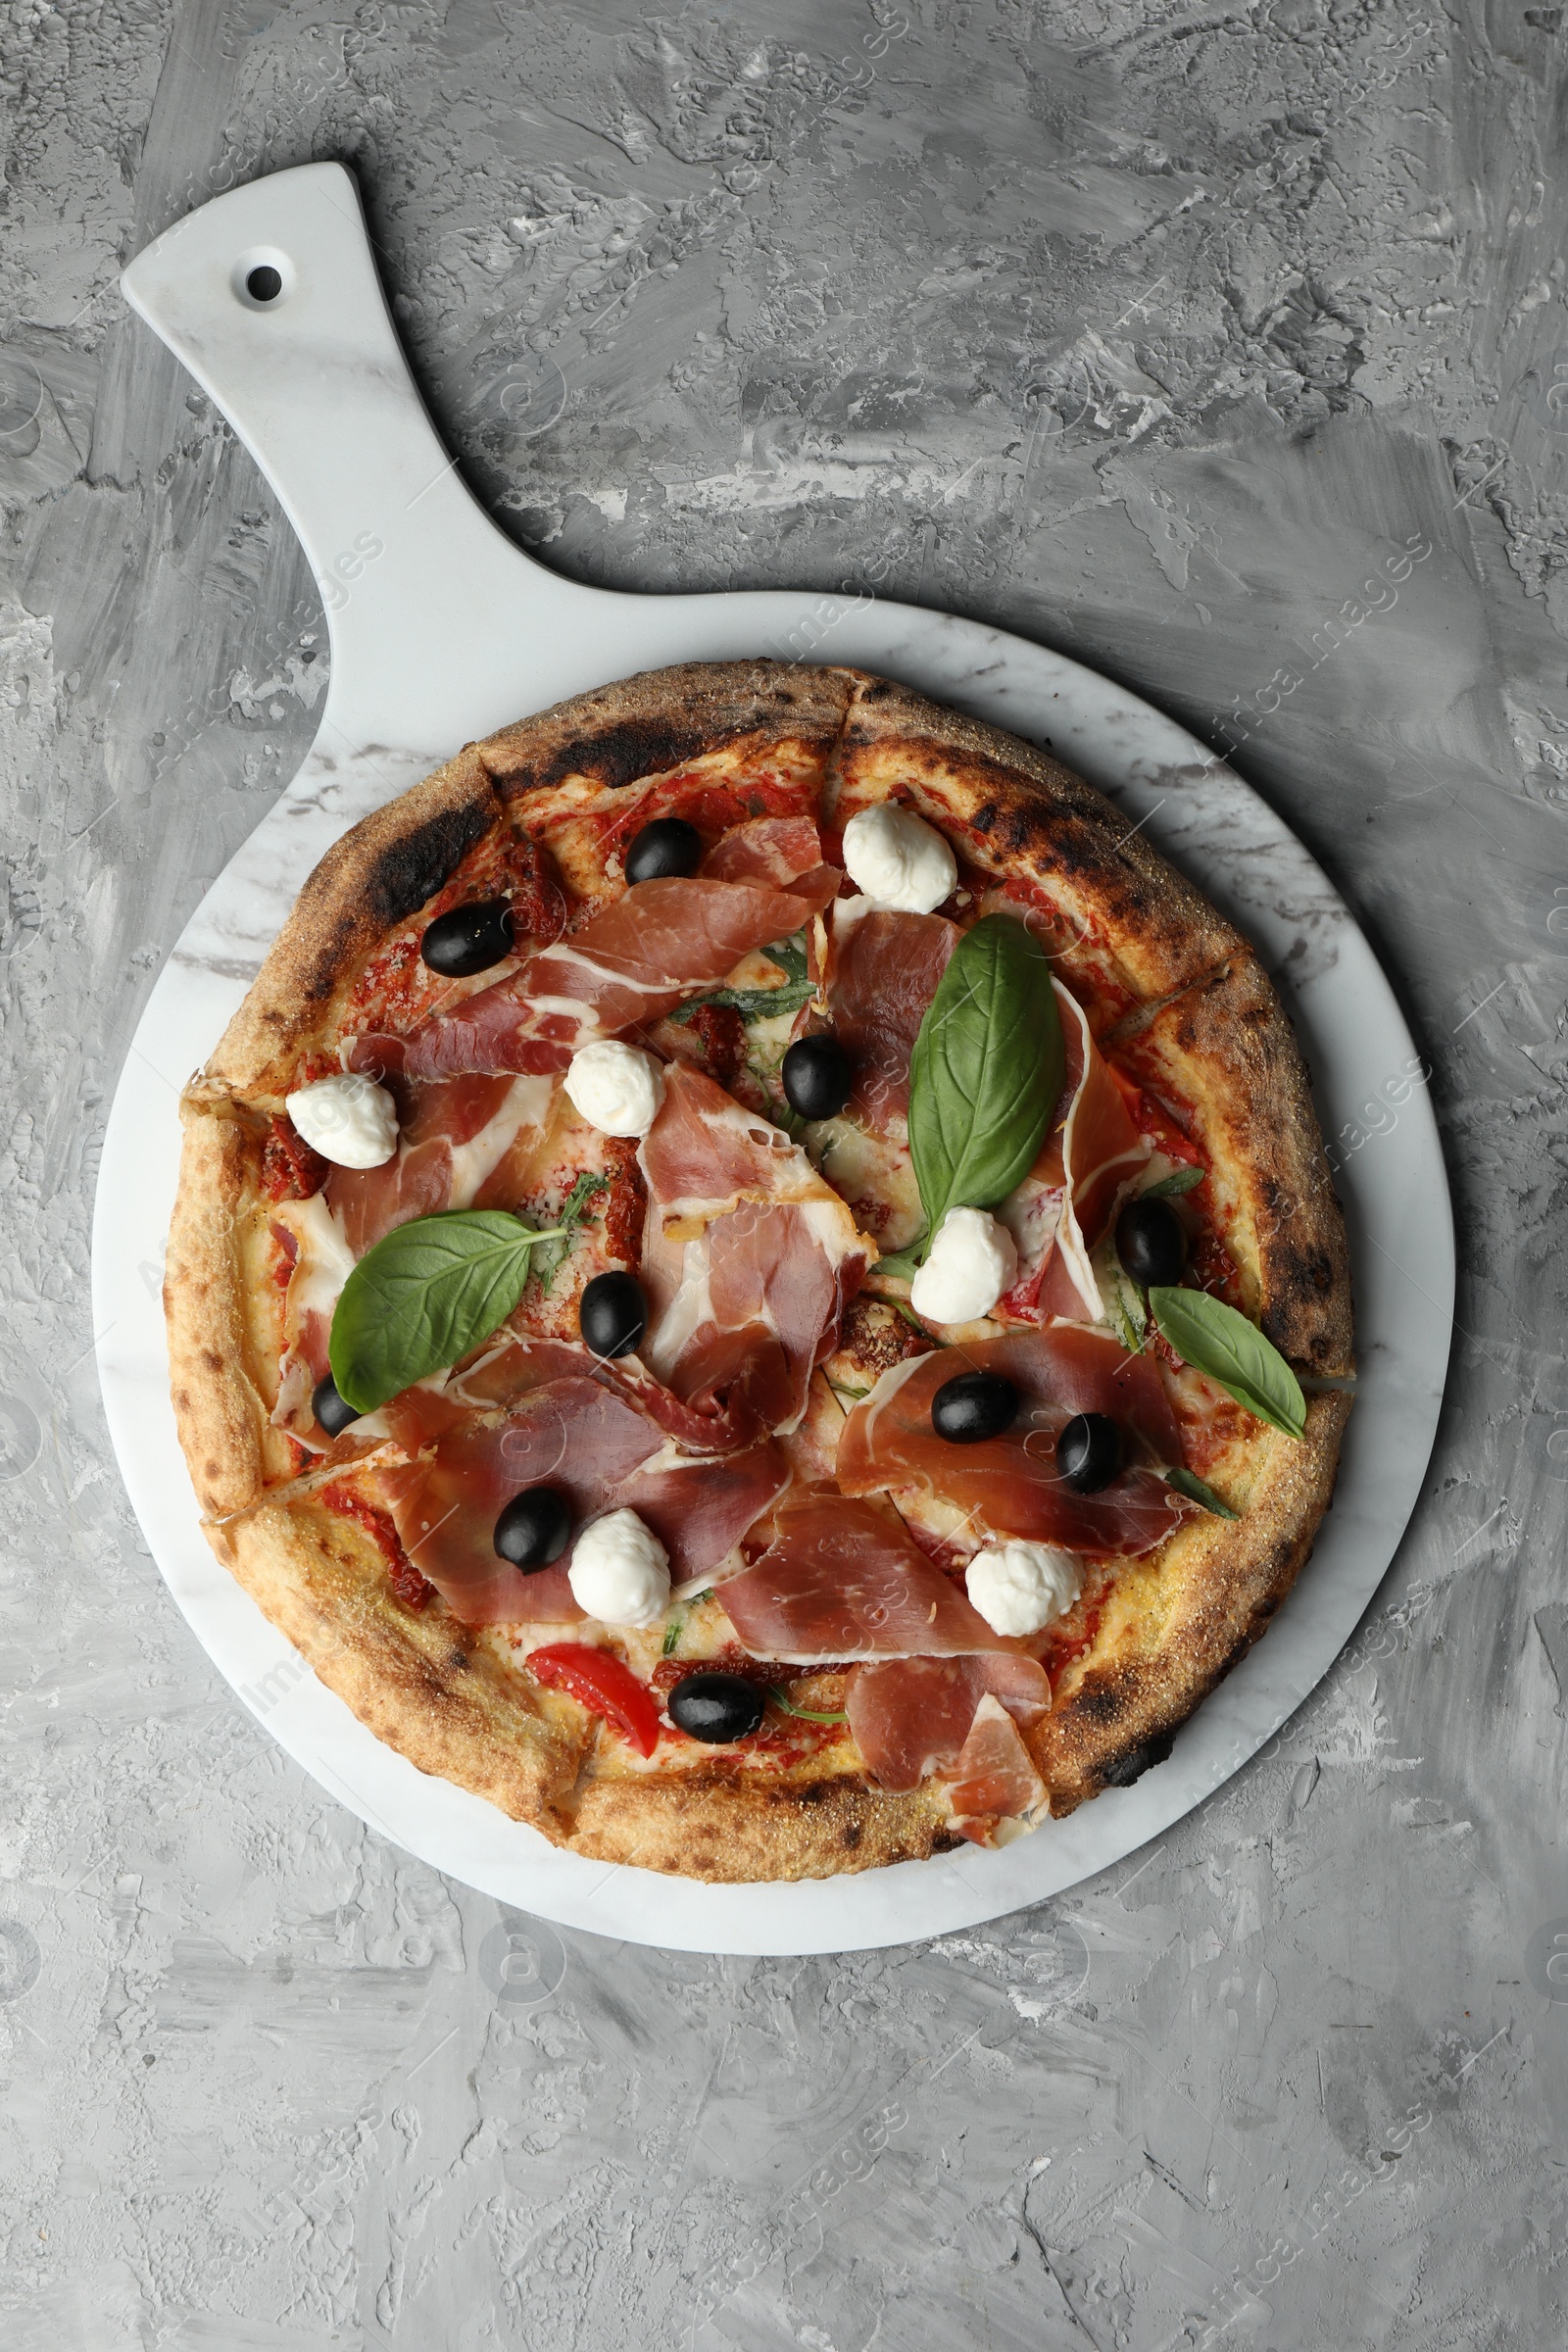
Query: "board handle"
121 163 607 746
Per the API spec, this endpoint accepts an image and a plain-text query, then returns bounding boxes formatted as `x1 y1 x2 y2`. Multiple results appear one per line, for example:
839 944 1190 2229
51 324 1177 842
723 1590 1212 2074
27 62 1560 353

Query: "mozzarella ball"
564 1041 665 1137
841 803 957 914
567 1508 671 1629
966 1541 1083 1638
285 1073 399 1169
908 1206 1018 1325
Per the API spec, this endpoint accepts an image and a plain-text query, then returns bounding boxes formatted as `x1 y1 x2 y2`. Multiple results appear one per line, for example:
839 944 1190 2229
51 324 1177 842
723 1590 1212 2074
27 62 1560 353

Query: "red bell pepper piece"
526 1642 662 1759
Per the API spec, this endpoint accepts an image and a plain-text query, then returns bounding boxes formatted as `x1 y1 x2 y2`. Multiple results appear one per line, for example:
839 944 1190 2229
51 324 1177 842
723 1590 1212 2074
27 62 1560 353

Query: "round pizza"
165 662 1352 1883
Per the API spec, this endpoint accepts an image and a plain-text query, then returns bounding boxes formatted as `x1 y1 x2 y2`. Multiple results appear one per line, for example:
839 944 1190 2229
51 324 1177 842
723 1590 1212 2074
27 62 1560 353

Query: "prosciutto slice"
700 812 830 889
943 1695 1051 1840
837 1327 1192 1557
638 1063 868 1435
999 982 1148 1323
825 903 956 1124
369 1369 788 1627
846 1653 1052 1791
325 1073 549 1256
716 1493 1008 1661
357 867 839 1081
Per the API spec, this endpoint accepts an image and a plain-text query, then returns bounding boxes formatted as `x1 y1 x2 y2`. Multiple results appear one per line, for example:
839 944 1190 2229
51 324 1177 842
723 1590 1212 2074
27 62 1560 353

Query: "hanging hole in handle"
231 248 295 311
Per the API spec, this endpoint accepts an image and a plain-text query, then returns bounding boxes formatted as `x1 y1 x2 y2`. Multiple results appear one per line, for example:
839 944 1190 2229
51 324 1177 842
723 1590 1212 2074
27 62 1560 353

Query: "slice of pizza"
165 662 1351 1882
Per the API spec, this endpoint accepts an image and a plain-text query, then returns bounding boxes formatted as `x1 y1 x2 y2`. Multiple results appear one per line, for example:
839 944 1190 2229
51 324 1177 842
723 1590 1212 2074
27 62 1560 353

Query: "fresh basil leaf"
869 1236 927 1283
906 914 1064 1249
768 1686 848 1725
762 930 808 983
1164 1467 1241 1521
534 1169 609 1294
1149 1286 1307 1440
329 1209 563 1413
662 1609 686 1658
1142 1164 1204 1200
668 977 814 1026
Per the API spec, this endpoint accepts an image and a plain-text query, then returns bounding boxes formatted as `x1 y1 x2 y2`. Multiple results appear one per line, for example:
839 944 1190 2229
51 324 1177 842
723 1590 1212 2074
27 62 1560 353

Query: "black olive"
1116 1196 1188 1288
578 1269 648 1359
246 264 283 303
781 1033 855 1121
420 898 514 977
931 1370 1021 1445
667 1670 766 1743
1056 1411 1123 1493
625 817 702 884
493 1487 572 1570
312 1374 361 1439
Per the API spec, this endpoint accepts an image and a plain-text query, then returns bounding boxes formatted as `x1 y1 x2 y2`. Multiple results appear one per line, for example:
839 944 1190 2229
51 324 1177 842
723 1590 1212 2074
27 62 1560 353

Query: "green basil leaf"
1163 1467 1241 1521
762 930 808 983
668 977 814 1026
768 1686 848 1725
1141 1164 1204 1200
329 1209 560 1413
907 914 1064 1241
1149 1286 1307 1440
868 1235 927 1283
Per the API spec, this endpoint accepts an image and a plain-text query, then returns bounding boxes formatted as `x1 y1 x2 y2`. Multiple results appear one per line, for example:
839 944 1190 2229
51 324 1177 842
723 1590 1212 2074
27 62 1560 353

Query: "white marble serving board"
91 164 1453 1955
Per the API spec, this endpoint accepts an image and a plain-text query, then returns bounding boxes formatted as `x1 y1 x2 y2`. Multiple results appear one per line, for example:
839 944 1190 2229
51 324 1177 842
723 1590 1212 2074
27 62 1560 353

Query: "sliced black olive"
931 1370 1021 1445
493 1487 572 1570
1056 1411 1123 1493
625 816 702 884
1116 1197 1188 1288
667 1670 766 1743
578 1269 648 1359
420 898 514 977
312 1374 360 1439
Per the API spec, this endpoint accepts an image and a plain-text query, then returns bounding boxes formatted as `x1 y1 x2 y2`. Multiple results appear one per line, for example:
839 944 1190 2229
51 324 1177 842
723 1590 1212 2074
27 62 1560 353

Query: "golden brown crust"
567 1770 954 1881
1109 953 1354 1375
1036 1391 1351 1813
163 659 1355 1881
215 1498 585 1833
205 745 504 1096
477 659 854 798
165 1095 283 1515
833 670 1245 1006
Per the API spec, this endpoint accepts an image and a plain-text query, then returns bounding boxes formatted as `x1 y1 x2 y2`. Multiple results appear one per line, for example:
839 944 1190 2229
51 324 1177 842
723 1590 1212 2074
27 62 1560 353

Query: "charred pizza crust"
165 660 1353 1882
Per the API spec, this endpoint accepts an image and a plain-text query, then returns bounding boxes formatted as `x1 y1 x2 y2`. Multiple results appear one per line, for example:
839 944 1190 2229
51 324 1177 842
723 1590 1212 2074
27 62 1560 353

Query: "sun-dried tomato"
600 1136 647 1268
322 1484 433 1612
683 1001 748 1088
261 1115 328 1203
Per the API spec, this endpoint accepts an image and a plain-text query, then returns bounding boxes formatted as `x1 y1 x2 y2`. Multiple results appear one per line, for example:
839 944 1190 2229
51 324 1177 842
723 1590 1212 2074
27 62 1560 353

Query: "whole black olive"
1056 1411 1123 1494
667 1670 766 1743
625 817 702 885
493 1487 573 1569
782 1033 855 1121
1116 1197 1188 1288
931 1370 1021 1445
312 1373 361 1439
420 898 514 977
578 1269 648 1359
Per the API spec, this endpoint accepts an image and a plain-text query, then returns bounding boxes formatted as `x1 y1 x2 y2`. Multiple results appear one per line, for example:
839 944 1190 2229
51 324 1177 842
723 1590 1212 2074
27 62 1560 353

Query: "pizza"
164 661 1352 1883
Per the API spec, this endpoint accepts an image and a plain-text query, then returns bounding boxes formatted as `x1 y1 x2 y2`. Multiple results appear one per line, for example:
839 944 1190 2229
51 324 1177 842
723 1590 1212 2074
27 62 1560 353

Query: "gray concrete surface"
2 2 1566 2344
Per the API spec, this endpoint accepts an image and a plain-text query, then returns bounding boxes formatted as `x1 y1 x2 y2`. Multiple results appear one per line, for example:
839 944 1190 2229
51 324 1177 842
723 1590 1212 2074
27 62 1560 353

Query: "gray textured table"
2 5 1562 2345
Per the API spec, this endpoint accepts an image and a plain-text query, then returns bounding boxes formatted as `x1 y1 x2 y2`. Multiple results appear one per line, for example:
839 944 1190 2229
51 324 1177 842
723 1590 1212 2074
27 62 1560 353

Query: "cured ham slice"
326 1073 549 1256
700 812 828 888
999 982 1148 1323
716 1493 1009 1661
825 904 956 1123
368 1370 788 1627
358 869 839 1081
846 1653 1052 1791
943 1694 1050 1840
638 1063 868 1435
837 1327 1192 1557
